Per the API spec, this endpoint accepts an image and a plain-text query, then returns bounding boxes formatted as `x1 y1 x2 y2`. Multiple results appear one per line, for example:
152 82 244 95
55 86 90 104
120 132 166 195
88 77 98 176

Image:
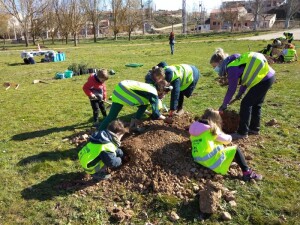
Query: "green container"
55 73 65 79
64 70 73 78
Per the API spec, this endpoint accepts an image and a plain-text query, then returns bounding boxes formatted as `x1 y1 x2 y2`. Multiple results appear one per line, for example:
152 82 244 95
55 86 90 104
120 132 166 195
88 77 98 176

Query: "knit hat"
157 61 167 68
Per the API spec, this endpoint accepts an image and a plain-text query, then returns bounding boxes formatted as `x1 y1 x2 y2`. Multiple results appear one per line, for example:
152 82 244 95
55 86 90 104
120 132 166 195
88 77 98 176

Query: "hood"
189 121 210 136
89 130 112 144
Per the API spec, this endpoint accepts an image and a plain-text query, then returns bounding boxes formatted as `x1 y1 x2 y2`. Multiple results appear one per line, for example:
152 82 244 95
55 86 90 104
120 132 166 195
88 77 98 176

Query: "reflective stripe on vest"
284 49 296 62
228 52 270 88
78 142 117 174
166 64 194 91
112 80 157 106
194 145 224 161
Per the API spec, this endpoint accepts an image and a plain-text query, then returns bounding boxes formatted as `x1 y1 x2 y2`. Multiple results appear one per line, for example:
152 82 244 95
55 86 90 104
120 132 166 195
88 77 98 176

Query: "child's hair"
152 67 165 82
97 69 109 80
156 79 170 98
199 108 222 135
107 120 128 135
210 48 229 64
285 43 295 49
170 32 175 38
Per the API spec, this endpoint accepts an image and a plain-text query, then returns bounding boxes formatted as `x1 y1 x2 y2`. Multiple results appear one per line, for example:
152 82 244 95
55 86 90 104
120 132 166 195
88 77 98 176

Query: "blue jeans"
237 76 275 135
170 44 174 55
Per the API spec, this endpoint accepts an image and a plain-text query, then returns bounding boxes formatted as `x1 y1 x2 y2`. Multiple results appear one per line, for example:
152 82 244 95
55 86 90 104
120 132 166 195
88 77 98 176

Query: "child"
278 43 298 63
189 108 262 181
78 120 128 180
83 69 108 125
169 32 175 55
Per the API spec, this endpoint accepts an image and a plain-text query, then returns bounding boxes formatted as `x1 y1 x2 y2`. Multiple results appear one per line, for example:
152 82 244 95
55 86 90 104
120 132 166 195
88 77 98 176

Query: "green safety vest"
284 33 293 41
190 130 236 175
112 80 158 106
78 142 117 174
284 49 296 62
165 64 194 91
227 52 270 89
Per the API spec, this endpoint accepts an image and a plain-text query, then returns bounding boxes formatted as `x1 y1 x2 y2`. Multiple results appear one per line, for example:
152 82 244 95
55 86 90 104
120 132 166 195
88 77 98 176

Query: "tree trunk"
114 32 117 40
32 34 36 46
51 35 55 44
74 33 77 46
128 30 131 41
65 35 68 44
24 32 29 47
284 19 290 29
93 24 97 43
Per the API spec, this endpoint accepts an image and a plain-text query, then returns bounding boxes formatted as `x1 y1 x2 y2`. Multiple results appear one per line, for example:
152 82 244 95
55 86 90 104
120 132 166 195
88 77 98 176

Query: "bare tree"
111 0 125 40
220 7 238 32
0 0 49 47
124 0 141 40
284 0 300 28
81 0 104 43
0 13 10 48
43 3 60 44
69 0 86 46
248 0 264 31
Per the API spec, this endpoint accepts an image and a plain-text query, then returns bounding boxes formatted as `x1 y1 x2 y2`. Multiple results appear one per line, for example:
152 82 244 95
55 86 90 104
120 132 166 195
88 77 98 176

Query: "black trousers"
234 148 249 172
237 76 275 135
90 99 107 122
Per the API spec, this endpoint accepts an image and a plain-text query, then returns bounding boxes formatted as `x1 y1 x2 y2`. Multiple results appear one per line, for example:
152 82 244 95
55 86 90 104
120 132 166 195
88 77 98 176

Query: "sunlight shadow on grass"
17 147 80 166
21 172 97 201
11 122 90 141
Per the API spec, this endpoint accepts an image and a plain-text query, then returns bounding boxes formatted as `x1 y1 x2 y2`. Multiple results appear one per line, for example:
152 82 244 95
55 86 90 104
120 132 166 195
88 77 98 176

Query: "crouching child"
78 120 128 180
189 109 262 181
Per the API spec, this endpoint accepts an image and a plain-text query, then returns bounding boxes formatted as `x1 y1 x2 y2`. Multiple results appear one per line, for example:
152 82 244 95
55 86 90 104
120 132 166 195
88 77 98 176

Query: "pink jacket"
189 121 232 144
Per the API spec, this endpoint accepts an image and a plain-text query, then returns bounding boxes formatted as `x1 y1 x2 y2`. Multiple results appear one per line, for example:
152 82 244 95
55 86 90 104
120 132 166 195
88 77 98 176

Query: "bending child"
83 69 108 125
78 120 128 180
189 108 262 181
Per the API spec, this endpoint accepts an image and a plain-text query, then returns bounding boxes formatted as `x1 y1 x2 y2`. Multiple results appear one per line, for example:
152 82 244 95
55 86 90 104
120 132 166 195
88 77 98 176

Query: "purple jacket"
222 55 275 107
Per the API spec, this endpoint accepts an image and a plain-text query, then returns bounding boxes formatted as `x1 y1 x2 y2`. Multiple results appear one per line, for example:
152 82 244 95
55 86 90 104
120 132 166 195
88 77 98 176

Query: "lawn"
0 34 299 224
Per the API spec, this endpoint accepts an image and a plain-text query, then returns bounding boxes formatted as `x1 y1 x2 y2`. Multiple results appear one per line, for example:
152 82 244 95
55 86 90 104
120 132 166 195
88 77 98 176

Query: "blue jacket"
89 130 123 168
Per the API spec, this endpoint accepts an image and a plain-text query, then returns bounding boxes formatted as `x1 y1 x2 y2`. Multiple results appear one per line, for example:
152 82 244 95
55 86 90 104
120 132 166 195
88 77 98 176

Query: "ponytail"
210 48 229 64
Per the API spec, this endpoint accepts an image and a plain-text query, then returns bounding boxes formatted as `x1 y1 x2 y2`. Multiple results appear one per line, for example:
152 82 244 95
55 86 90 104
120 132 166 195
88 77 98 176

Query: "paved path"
237 28 300 41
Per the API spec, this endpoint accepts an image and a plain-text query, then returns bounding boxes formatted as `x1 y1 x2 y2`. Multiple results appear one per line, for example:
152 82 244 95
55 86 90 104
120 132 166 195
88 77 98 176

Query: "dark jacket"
89 130 123 168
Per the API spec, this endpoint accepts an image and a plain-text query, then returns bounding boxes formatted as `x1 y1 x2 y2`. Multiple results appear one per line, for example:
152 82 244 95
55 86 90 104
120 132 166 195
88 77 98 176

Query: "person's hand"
218 105 227 112
90 94 97 100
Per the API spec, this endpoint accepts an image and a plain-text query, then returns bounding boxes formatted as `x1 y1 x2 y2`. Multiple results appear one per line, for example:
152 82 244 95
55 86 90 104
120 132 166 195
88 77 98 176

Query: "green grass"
0 34 299 224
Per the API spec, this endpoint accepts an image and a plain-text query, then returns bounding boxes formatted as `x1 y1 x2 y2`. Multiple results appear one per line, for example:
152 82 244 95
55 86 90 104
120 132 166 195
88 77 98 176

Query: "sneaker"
92 172 111 181
248 129 260 135
242 170 263 181
175 109 184 116
230 132 248 140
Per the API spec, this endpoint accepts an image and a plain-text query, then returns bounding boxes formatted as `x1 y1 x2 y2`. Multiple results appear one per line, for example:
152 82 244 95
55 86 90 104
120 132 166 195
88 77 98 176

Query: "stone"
221 211 232 221
169 211 180 222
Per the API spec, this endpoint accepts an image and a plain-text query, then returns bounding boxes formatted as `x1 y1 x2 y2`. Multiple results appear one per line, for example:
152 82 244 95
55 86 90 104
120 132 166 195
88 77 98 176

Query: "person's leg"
135 105 148 119
237 93 254 135
98 101 107 118
234 148 249 172
98 103 123 130
249 76 275 132
90 100 100 122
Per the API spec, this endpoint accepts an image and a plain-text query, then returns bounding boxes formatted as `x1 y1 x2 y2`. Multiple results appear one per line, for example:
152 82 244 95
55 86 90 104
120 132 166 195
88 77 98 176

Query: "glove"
218 104 227 112
169 110 174 117
90 94 97 100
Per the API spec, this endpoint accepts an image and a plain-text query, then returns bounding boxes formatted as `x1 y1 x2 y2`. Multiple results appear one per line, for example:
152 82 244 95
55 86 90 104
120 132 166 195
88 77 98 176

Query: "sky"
153 0 222 13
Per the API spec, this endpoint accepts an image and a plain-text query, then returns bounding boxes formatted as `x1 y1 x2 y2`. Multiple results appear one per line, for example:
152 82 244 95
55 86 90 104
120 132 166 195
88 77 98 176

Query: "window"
213 22 216 25
245 22 248 26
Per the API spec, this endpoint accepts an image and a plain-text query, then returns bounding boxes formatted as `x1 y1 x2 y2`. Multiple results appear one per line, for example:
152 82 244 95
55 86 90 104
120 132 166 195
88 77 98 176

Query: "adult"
98 79 171 130
210 48 275 140
169 32 175 55
155 62 200 116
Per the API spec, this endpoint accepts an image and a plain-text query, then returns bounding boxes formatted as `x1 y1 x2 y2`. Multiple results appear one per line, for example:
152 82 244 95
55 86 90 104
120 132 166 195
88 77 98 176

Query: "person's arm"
102 83 107 101
100 151 122 168
216 129 232 144
82 76 95 97
115 148 124 158
149 95 162 119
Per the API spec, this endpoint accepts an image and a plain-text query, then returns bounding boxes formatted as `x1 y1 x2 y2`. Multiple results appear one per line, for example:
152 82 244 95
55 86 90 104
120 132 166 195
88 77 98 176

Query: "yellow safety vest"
190 130 236 175
78 142 117 174
112 80 158 106
165 64 194 91
227 52 270 88
284 49 296 62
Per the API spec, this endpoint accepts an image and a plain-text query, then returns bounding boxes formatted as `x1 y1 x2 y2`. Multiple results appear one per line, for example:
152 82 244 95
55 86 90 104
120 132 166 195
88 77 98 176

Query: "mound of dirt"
111 113 218 198
221 110 240 133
